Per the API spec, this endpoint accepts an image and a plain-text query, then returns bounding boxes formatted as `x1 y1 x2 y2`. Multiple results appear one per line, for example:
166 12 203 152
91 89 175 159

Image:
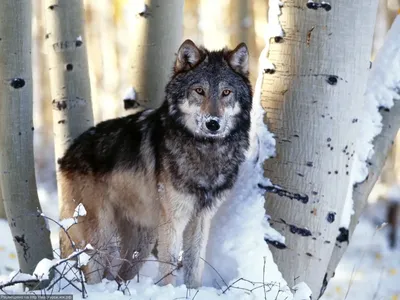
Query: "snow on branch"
0 244 92 291
58 203 87 230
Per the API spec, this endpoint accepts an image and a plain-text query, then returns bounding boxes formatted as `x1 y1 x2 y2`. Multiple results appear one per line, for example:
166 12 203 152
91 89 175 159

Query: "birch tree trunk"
183 0 202 44
229 0 258 85
45 0 94 207
0 184 5 219
199 0 230 50
0 0 53 278
326 15 400 288
262 1 378 297
129 0 184 108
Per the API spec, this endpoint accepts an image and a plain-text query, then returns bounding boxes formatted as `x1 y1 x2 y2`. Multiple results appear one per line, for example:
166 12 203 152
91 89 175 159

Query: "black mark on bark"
336 227 349 243
264 238 287 249
10 78 25 89
259 184 309 204
14 234 30 262
327 212 336 223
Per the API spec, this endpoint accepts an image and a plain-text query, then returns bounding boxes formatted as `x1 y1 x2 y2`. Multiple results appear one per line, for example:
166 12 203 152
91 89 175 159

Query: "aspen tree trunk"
45 0 94 207
83 0 103 123
373 0 392 59
326 16 400 288
326 101 400 284
0 0 53 279
229 0 258 85
262 1 378 297
183 0 202 44
97 0 120 120
129 0 184 108
0 184 5 219
199 0 230 50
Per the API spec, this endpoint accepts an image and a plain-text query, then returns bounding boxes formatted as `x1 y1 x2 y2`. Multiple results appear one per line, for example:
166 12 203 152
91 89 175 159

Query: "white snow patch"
7 271 36 282
59 204 86 230
77 252 91 268
340 16 400 228
59 218 77 230
133 1 147 15
123 87 137 101
293 282 312 300
33 258 54 280
73 203 87 218
263 215 286 245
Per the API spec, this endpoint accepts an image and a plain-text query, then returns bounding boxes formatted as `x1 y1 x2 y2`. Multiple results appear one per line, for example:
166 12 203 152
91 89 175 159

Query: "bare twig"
200 257 229 290
154 267 179 285
263 256 267 300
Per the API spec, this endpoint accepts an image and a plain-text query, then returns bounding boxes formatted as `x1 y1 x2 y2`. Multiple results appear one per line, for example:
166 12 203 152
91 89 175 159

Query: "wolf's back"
58 110 161 283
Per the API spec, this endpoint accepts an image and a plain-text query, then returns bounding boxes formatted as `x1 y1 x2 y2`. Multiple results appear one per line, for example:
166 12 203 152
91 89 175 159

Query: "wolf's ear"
175 40 202 73
227 43 249 76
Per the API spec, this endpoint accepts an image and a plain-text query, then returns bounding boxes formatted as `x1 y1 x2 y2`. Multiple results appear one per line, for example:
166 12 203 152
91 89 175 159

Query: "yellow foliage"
335 286 342 295
8 253 16 259
113 0 128 24
389 268 397 276
375 252 382 260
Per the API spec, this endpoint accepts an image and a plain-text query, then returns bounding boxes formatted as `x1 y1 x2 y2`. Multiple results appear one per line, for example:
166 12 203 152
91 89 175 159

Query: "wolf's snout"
205 119 220 132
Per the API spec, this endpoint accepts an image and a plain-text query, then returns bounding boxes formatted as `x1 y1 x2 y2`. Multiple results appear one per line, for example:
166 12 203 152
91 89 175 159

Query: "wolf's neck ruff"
156 102 250 210
58 39 252 288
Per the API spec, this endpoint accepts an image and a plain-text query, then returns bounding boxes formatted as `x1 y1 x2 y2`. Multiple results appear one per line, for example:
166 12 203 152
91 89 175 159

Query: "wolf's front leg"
182 209 216 289
157 201 192 286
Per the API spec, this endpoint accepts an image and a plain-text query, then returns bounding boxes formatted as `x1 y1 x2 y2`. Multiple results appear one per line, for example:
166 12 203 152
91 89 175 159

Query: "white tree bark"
326 100 400 284
262 1 378 297
45 0 94 207
0 183 5 219
0 0 53 280
129 0 184 108
183 0 202 45
326 15 400 290
229 0 258 85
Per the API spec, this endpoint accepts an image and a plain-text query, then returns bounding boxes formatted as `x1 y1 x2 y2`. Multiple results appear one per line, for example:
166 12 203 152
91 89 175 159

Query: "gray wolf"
58 39 252 288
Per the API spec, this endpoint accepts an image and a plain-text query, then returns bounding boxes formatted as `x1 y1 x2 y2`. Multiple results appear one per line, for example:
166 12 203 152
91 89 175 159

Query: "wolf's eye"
195 88 205 95
222 90 231 96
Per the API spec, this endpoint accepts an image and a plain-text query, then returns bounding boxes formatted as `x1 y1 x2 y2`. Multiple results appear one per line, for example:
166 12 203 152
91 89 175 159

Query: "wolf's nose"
205 119 220 132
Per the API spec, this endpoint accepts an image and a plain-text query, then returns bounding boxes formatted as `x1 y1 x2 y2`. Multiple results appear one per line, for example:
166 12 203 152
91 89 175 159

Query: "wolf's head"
165 40 252 138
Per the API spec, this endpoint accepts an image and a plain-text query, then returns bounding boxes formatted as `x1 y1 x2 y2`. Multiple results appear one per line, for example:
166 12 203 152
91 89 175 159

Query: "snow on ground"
322 203 400 300
2 199 399 299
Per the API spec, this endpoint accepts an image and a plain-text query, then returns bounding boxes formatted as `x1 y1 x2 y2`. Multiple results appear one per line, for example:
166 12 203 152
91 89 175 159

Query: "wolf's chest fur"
163 124 247 209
